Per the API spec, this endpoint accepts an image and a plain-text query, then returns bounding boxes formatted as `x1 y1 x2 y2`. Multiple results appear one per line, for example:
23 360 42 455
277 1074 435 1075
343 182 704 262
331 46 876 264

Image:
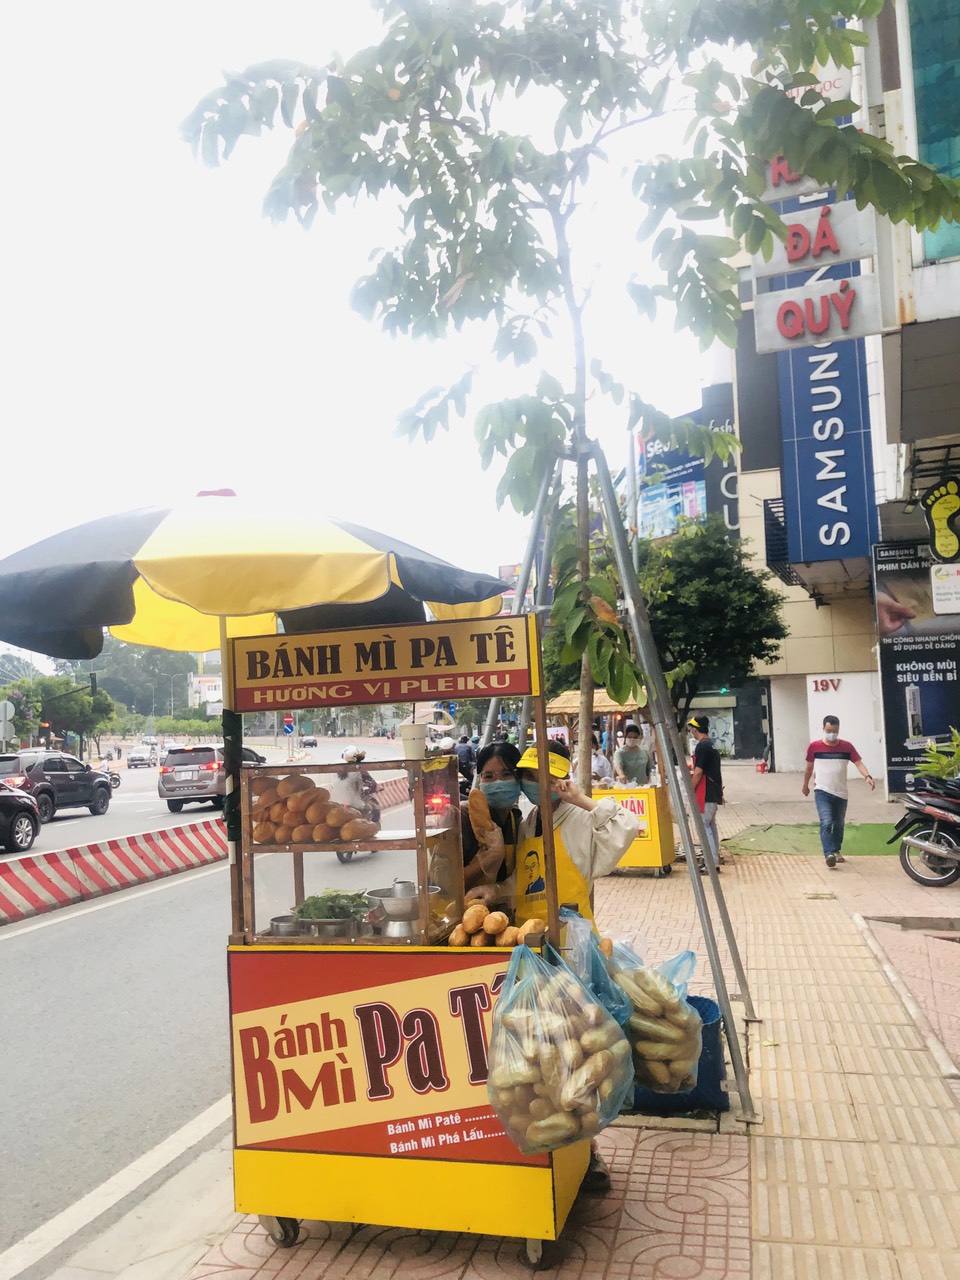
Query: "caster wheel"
336 850 355 863
525 1238 543 1268
660 863 673 876
258 1215 301 1248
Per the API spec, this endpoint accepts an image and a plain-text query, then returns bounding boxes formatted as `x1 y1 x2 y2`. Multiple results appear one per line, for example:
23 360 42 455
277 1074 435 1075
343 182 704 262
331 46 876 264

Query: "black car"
301 736 318 748
0 750 112 823
0 781 40 852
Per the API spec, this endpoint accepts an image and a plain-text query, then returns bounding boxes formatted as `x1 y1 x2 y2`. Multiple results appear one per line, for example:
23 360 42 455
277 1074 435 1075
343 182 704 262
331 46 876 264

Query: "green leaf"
280 81 300 128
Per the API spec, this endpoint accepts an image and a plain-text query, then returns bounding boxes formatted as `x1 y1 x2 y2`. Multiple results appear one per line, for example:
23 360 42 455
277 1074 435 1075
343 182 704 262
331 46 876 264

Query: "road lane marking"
0 862 226 938
0 1095 233 1280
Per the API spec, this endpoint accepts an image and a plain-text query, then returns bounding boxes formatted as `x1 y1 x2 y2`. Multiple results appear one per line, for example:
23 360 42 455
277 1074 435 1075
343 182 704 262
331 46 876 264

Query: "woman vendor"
460 741 522 891
467 739 638 923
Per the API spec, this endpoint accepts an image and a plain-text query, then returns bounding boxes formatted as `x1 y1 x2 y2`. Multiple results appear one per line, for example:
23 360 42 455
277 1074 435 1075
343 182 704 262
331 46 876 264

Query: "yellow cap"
516 747 571 778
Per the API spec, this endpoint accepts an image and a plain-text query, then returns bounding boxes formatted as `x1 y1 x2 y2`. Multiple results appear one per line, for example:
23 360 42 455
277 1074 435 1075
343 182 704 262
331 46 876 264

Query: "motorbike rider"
339 745 381 822
455 734 477 786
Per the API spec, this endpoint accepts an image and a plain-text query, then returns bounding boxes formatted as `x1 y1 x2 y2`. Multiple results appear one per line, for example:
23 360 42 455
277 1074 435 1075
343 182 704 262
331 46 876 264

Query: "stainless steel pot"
270 915 299 936
298 918 356 939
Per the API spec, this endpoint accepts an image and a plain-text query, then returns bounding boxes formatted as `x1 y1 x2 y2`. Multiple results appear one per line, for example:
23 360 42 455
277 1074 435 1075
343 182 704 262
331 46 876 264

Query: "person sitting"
459 742 522 892
455 734 477 785
574 733 613 785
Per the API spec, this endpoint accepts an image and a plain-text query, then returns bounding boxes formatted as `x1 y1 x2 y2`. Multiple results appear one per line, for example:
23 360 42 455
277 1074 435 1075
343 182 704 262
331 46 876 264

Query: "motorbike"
108 770 121 790
889 776 960 887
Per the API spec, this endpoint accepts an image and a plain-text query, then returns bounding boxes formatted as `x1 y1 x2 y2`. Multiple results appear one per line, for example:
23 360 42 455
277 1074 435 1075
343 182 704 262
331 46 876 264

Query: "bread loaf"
468 790 496 839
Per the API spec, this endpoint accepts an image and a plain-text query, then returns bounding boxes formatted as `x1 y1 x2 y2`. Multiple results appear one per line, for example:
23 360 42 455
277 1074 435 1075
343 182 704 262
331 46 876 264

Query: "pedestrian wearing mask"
802 715 875 867
574 733 613 784
613 722 651 785
460 742 522 891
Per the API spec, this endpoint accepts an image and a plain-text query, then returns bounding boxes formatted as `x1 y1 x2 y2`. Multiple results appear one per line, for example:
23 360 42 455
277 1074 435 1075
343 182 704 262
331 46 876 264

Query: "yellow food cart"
594 785 675 874
225 614 587 1263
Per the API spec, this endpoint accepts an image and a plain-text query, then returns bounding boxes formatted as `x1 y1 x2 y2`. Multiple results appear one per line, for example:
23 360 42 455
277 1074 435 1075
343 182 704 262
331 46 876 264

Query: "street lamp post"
170 674 176 714
146 683 155 718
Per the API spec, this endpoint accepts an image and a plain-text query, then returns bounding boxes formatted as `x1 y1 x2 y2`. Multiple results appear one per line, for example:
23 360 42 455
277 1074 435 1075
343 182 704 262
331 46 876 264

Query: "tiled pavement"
179 766 960 1280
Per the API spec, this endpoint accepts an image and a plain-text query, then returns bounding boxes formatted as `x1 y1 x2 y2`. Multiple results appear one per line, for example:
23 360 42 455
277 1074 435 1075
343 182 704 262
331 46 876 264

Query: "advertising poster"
635 384 738 541
873 543 960 791
229 948 548 1167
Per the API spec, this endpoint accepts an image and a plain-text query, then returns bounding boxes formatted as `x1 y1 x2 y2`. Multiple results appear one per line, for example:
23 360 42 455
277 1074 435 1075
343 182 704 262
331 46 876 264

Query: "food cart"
545 690 674 874
595 784 675 874
225 614 588 1262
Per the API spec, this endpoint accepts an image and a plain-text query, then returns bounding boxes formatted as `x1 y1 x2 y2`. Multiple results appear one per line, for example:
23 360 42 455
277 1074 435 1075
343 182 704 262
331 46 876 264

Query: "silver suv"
158 746 225 812
157 745 267 812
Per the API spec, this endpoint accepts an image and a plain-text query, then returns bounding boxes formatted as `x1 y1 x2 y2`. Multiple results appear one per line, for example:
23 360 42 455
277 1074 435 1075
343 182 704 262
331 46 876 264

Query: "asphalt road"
0 737 419 1279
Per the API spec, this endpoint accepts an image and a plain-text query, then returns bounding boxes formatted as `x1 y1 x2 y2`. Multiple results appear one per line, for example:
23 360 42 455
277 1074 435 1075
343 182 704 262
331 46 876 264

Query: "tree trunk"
576 451 593 793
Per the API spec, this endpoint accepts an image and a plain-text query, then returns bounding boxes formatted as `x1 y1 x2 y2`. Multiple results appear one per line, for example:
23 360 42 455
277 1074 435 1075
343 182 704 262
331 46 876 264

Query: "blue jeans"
701 801 720 867
814 789 847 858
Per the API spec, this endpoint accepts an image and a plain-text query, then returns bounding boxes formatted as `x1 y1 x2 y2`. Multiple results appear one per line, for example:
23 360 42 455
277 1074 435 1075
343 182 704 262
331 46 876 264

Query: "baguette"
468 789 496 839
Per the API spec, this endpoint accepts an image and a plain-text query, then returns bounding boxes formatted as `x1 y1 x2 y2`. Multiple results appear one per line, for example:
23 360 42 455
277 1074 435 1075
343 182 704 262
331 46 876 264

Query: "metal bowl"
270 915 299 936
297 918 356 938
367 884 441 922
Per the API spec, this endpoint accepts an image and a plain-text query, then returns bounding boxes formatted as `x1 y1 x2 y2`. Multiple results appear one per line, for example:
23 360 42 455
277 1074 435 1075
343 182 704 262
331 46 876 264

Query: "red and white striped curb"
0 778 418 925
0 819 226 925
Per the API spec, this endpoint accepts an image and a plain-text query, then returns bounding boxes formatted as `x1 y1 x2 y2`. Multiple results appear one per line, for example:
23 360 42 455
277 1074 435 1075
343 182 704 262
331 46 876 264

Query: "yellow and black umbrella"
0 493 506 660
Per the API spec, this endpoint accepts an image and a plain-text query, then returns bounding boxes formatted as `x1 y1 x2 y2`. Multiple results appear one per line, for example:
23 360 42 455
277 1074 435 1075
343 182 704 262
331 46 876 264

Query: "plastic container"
632 995 728 1113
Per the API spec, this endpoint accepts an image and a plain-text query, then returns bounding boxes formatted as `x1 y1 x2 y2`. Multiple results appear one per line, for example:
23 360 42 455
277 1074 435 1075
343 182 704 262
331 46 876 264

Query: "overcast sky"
0 2 713 600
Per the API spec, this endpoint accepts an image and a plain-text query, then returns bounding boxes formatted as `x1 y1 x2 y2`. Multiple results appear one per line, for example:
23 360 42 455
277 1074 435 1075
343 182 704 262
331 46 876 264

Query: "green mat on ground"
724 824 896 857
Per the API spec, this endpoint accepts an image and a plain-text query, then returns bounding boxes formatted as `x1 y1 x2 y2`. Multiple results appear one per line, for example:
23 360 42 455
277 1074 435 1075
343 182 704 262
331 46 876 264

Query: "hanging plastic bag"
605 940 704 1094
487 944 634 1153
559 907 632 1027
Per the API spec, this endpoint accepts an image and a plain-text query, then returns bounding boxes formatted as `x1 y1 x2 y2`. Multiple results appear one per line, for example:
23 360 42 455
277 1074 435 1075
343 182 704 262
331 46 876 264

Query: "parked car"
0 750 112 823
0 781 40 852
126 746 155 768
158 745 267 812
301 735 318 748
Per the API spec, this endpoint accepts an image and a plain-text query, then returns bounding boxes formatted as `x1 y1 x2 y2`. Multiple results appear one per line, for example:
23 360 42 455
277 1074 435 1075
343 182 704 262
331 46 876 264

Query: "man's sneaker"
825 853 837 868
836 854 846 863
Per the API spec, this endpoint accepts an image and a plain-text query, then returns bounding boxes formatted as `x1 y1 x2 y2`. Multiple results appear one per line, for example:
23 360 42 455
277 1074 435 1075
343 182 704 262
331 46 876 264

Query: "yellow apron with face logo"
513 817 594 925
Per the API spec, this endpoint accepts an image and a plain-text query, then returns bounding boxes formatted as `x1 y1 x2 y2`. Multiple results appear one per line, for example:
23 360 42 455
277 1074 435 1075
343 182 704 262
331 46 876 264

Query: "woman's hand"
465 883 497 905
474 826 506 879
551 777 596 811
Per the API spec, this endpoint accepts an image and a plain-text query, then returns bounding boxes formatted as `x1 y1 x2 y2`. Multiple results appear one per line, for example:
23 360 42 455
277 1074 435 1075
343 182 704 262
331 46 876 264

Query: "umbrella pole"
220 617 245 940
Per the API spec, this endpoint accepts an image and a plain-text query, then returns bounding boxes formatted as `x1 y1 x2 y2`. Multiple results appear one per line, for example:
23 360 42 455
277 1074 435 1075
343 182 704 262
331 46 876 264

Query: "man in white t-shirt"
801 715 875 867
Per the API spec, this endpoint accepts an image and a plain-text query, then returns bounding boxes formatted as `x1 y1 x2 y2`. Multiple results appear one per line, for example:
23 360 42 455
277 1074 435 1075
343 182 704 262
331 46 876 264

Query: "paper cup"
399 724 427 759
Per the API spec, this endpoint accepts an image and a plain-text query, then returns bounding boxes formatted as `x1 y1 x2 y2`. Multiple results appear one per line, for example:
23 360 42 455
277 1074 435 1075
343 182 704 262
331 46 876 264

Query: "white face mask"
824 731 839 743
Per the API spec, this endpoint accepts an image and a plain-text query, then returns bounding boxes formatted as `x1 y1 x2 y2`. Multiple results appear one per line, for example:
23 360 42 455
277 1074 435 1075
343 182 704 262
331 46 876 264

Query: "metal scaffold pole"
590 441 758 1121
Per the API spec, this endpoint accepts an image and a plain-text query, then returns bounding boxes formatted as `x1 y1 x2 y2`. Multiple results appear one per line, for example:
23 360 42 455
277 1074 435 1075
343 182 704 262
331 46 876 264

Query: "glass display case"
237 755 464 945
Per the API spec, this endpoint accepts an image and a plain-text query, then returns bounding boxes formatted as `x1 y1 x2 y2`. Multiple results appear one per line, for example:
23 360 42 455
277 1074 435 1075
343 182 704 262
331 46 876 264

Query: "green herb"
294 890 368 921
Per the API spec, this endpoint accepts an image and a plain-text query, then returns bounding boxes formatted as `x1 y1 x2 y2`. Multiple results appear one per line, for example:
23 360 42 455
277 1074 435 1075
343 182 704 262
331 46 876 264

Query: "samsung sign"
778 264 878 561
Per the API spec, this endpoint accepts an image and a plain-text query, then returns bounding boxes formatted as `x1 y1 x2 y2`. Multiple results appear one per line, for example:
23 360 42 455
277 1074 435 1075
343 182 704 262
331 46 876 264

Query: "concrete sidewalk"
53 764 960 1280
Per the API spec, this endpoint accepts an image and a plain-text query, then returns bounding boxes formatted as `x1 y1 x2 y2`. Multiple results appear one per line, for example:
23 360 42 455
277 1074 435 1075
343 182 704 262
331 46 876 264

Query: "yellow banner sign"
231 616 538 711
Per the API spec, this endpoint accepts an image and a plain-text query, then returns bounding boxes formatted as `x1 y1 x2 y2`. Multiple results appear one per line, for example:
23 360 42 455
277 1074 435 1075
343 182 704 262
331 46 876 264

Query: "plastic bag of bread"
604 940 703 1094
487 944 633 1154
559 907 631 1027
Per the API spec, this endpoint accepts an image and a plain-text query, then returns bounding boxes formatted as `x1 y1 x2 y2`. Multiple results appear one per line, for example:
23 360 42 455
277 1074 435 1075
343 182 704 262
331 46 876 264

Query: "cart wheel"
336 850 355 863
258 1215 301 1248
660 863 673 877
524 1238 543 1268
